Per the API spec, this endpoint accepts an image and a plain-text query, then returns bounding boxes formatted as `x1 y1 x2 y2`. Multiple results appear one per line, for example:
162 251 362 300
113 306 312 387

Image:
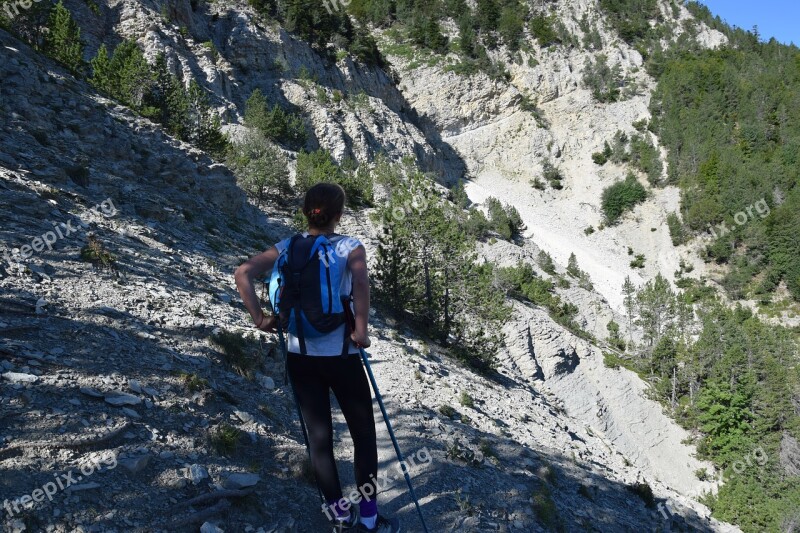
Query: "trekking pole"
277 325 326 507
358 347 430 533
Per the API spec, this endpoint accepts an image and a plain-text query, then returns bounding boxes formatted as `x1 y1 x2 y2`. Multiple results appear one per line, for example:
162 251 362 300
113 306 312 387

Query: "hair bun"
306 208 329 227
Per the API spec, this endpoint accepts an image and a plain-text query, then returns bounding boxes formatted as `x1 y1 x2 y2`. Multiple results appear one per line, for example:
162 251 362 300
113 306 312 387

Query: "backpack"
268 233 353 356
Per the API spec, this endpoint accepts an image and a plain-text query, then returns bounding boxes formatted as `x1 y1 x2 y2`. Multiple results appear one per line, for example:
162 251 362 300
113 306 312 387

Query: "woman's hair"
303 182 346 229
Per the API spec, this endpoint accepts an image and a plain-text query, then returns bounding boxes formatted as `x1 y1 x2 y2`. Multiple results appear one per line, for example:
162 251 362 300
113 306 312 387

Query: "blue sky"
699 0 799 45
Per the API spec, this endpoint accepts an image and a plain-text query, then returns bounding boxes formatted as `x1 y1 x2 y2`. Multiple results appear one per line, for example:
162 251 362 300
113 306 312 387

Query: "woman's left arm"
235 247 279 331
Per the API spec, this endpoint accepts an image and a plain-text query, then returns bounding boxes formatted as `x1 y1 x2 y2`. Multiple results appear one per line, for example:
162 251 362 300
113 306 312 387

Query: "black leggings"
287 353 377 505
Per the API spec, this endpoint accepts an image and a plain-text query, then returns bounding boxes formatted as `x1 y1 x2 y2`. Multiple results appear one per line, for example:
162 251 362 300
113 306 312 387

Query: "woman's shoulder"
332 234 363 256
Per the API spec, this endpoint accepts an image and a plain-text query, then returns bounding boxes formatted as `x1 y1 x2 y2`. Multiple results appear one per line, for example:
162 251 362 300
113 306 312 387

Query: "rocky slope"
0 0 744 531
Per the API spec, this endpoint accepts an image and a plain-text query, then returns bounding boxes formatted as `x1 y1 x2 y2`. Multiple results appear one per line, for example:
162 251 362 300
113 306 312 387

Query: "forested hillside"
594 1 800 530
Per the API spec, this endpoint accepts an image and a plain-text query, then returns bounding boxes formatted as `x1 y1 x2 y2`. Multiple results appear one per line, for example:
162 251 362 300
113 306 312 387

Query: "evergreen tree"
108 39 153 109
148 53 190 140
498 5 523 50
636 273 675 349
244 89 306 149
89 44 113 94
187 79 228 158
622 275 636 344
373 162 508 370
475 0 498 32
45 1 83 72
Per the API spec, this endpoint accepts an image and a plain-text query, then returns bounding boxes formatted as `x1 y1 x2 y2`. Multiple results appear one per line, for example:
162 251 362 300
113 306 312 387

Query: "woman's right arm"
235 247 279 331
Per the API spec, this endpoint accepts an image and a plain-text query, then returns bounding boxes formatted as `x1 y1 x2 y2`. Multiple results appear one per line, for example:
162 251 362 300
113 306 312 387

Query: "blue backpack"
268 234 353 356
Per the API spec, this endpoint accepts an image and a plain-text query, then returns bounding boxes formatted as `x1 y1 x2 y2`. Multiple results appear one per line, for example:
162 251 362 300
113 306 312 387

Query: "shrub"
227 131 291 206
628 133 663 184
486 197 523 240
210 424 243 455
630 253 645 268
583 54 624 103
295 150 373 207
542 160 563 189
459 391 474 408
530 14 560 47
210 330 264 379
667 212 686 246
537 250 556 275
439 405 457 418
601 172 647 224
244 89 307 149
626 481 656 508
80 235 116 269
592 141 613 165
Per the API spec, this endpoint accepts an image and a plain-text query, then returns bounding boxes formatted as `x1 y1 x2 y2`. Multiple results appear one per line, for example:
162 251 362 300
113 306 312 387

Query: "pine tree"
566 253 580 278
89 44 113 94
622 275 636 344
636 273 676 349
108 39 153 109
148 53 190 139
45 1 83 72
187 80 227 158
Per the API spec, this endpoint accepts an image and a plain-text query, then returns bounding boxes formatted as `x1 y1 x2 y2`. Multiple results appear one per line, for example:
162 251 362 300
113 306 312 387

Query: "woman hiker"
235 183 401 533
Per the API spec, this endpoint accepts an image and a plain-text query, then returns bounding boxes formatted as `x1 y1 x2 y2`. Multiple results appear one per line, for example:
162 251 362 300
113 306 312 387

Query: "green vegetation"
459 391 474 408
583 54 624 103
485 197 524 240
626 481 656 508
348 0 571 79
373 161 509 371
497 262 579 330
650 37 800 301
80 235 116 269
179 372 209 392
44 1 83 72
438 404 456 418
598 0 660 44
606 320 626 351
210 330 264 380
210 423 243 455
531 486 559 529
629 253 645 269
600 172 648 225
667 212 686 246
247 0 385 67
541 160 564 190
529 14 559 48
536 250 556 276
226 131 291 207
592 141 613 165
618 272 800 532
89 42 227 157
243 89 307 150
295 150 374 206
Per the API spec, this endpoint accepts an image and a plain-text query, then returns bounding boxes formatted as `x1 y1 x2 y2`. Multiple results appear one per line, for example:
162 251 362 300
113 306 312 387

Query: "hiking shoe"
354 515 400 533
331 503 360 532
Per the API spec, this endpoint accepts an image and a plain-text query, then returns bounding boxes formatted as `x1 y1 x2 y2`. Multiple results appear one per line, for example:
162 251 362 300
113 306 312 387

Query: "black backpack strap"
287 234 308 355
342 294 354 357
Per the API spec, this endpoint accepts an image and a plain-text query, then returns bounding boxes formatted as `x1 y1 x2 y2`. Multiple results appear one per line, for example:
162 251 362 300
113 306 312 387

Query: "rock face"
385 0 726 313
503 302 717 497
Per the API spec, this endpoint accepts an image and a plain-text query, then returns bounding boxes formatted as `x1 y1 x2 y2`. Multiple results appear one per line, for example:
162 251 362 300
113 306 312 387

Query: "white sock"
360 514 377 529
336 512 351 522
